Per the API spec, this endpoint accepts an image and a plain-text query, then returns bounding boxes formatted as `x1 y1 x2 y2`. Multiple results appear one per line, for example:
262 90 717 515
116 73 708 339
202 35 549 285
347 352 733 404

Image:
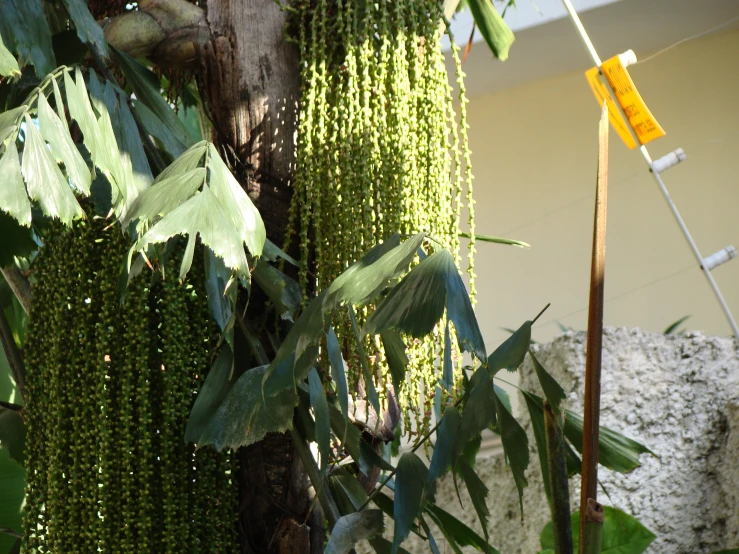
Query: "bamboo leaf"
308 367 330 471
325 510 385 554
393 452 431 554
184 346 233 444
37 92 92 195
494 386 528 515
427 406 461 495
327 326 349 419
457 459 490 539
21 115 83 224
488 319 531 374
523 391 552 504
0 142 31 226
466 0 515 61
425 504 501 554
198 365 296 451
529 350 566 416
369 537 412 554
60 0 108 57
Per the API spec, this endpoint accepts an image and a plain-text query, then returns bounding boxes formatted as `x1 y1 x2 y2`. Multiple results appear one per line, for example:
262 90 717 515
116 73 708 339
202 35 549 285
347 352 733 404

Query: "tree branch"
1 266 31 315
0 305 25 399
0 527 23 539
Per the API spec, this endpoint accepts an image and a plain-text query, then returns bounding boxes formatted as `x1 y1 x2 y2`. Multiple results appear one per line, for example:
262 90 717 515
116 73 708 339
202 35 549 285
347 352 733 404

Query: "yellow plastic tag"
585 66 637 149
600 54 665 145
584 53 665 149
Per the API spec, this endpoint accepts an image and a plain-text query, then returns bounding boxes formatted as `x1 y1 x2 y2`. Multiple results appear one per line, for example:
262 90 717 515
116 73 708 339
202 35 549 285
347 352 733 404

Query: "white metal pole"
560 0 739 337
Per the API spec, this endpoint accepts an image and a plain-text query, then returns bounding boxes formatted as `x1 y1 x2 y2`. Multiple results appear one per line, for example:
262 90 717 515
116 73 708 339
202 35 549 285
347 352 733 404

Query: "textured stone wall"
360 328 739 553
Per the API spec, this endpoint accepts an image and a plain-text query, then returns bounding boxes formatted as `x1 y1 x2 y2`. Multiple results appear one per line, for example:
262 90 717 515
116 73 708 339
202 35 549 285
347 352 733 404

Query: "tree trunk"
198 2 311 553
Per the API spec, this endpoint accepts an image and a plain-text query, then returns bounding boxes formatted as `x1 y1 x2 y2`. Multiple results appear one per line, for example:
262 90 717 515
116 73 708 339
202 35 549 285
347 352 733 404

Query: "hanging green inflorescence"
288 0 476 436
22 215 237 553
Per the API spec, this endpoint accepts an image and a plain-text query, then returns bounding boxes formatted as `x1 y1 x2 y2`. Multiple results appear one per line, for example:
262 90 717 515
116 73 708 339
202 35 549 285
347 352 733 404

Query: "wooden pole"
579 102 609 553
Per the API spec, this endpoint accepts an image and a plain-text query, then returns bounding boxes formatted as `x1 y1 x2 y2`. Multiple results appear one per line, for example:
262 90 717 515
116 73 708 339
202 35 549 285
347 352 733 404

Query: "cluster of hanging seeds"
288 0 476 436
22 214 237 553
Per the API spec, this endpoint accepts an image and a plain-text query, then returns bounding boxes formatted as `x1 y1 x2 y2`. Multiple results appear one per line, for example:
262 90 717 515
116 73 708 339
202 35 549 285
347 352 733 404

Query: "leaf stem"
289 426 340 530
0 400 22 412
1 267 31 315
0 304 25 399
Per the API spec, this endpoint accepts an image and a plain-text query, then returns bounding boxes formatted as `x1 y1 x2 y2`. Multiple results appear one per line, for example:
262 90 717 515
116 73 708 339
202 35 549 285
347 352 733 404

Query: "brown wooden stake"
579 102 609 553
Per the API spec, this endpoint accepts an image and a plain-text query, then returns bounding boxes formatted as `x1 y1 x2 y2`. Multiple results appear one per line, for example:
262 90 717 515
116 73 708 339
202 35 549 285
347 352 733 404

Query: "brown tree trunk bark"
198 2 312 553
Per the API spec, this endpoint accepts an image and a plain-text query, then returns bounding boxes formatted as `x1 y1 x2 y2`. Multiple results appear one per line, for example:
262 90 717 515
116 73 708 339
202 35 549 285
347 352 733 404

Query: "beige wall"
466 30 739 361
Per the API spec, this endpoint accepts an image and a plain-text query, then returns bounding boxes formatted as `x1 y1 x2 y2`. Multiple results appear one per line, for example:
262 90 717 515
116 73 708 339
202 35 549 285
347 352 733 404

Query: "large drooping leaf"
363 250 449 339
0 0 55 76
184 346 233 444
205 143 265 258
327 326 349 418
0 143 31 227
37 92 91 195
263 235 424 397
133 99 186 159
425 504 501 554
539 506 656 553
529 351 566 416
325 510 385 554
252 260 301 321
102 82 153 200
380 330 407 394
308 367 330 470
324 233 425 313
64 69 109 177
204 246 236 336
0 450 24 554
427 406 461 495
488 319 531 374
0 35 20 78
197 365 297 451
466 0 515 61
135 187 250 278
61 0 108 57
123 168 205 230
457 458 490 539
0 409 25 466
458 367 496 455
21 115 83 224
494 387 529 515
86 72 130 208
444 256 486 361
112 48 194 150
392 452 431 554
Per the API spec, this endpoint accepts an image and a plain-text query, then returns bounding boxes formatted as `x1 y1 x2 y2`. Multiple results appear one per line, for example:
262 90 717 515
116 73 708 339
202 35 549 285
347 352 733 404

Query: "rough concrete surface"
359 327 739 554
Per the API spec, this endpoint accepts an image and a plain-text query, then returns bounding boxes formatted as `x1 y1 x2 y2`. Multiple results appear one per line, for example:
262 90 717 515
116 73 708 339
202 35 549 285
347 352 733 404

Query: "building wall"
466 30 739 371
